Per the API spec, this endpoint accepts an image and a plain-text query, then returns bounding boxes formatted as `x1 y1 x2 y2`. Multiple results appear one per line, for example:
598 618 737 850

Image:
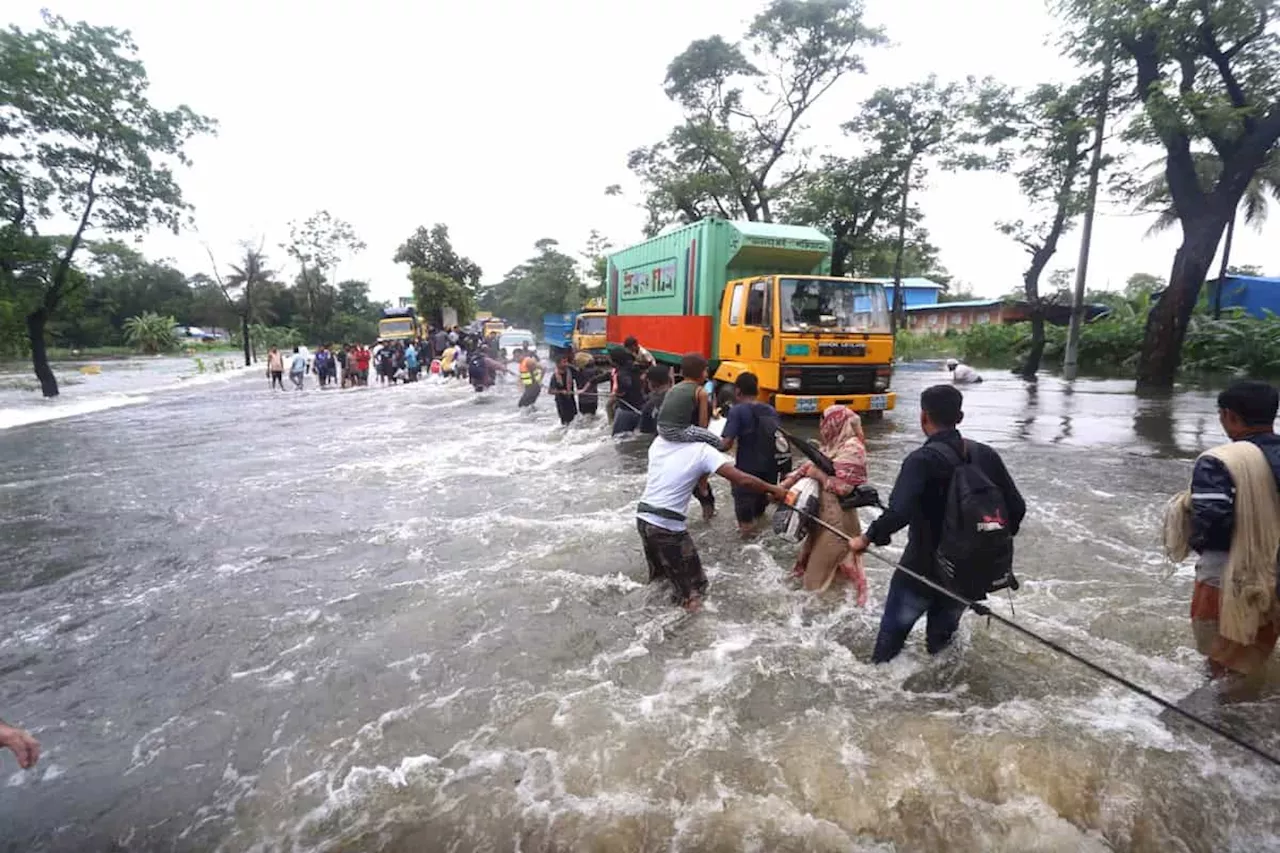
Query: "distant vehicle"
172 325 228 343
378 307 421 341
543 305 608 364
497 329 536 361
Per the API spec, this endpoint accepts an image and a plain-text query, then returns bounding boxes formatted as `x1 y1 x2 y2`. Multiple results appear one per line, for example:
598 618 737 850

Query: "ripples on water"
1 360 1278 852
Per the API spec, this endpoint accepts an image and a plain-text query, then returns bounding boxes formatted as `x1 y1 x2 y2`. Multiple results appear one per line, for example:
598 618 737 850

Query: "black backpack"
930 441 1014 600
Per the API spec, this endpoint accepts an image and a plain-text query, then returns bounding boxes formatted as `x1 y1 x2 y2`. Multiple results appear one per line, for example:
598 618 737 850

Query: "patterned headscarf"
817 405 867 490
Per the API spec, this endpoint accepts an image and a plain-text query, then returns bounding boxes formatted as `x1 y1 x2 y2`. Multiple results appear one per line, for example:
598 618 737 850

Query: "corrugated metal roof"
1223 275 1280 285
905 299 1002 310
864 277 947 290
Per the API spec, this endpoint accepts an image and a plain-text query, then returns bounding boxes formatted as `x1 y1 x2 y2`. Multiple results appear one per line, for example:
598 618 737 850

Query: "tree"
410 269 473 329
283 211 364 336
206 242 275 366
0 13 213 396
844 76 986 328
122 311 177 354
1056 0 1280 387
393 224 483 296
581 230 612 297
1125 272 1163 302
627 0 884 232
1134 150 1280 316
479 239 585 330
988 83 1093 377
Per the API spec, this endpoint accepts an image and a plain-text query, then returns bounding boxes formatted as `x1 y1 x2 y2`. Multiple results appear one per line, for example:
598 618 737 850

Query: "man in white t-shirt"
637 436 790 612
946 358 982 384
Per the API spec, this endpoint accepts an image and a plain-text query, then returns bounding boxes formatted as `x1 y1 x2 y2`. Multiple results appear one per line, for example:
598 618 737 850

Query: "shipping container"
605 218 896 415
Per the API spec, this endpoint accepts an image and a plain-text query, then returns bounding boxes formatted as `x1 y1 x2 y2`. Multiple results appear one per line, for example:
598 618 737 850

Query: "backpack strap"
928 439 967 469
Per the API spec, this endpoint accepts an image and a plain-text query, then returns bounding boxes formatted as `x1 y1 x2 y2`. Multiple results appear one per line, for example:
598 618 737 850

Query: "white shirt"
952 363 981 383
637 438 730 532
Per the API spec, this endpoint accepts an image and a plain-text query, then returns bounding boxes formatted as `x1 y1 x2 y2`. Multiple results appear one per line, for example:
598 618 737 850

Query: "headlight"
782 376 802 391
873 375 890 391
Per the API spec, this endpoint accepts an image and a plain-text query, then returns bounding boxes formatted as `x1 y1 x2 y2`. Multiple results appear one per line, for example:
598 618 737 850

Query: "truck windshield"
379 319 413 337
779 278 891 334
576 315 606 335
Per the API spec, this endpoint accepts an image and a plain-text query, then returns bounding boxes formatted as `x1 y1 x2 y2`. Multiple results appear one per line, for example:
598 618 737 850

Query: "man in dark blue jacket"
1188 380 1280 689
851 385 1025 663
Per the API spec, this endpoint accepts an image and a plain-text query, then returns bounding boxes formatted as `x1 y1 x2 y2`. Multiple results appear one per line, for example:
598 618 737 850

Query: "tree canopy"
0 12 214 395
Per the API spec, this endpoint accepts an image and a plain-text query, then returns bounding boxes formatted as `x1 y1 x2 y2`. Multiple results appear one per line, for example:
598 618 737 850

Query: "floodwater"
1 358 1278 853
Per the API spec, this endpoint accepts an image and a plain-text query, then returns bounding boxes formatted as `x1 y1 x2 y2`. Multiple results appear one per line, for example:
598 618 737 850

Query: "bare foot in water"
683 596 703 614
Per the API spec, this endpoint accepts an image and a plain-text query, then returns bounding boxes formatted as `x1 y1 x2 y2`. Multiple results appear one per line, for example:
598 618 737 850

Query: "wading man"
637 433 790 612
1167 381 1280 700
850 385 1024 663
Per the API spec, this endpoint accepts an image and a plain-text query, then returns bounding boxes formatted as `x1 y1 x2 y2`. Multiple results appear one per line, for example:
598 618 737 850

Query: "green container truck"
605 218 896 415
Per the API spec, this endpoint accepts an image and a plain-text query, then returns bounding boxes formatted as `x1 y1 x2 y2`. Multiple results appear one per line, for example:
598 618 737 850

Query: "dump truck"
378 307 422 341
605 218 896 415
543 305 610 364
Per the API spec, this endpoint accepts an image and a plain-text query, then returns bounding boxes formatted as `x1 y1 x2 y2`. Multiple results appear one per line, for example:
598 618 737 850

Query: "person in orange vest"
517 348 544 408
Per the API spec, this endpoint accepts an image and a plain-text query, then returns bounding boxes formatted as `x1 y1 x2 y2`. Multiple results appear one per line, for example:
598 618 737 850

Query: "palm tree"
1136 150 1280 317
223 244 276 366
123 312 179 354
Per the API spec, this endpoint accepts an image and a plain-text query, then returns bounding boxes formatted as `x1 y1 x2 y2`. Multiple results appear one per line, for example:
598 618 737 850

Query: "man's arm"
695 387 710 428
720 406 744 454
716 462 790 502
864 451 932 546
1190 456 1235 553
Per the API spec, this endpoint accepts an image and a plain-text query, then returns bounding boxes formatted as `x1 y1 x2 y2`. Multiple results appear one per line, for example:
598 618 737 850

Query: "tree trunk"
1022 310 1046 379
26 308 58 398
830 231 849 278
1136 221 1226 389
241 313 251 367
1213 214 1235 320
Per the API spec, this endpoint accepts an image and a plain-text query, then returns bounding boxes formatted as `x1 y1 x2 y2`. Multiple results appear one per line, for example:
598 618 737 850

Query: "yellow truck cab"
606 218 895 415
572 308 608 360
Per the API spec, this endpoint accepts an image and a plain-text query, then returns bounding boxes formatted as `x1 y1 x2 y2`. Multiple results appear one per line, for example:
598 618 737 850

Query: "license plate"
795 397 819 413
869 394 888 410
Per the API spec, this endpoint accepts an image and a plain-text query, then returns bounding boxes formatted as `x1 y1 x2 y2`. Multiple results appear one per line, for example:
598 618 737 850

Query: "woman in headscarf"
780 405 869 604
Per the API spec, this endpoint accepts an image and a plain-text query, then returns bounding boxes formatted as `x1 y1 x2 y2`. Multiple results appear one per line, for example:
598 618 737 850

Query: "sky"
9 0 1279 302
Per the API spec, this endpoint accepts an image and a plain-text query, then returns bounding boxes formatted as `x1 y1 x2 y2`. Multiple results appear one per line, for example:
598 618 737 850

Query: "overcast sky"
11 0 1279 301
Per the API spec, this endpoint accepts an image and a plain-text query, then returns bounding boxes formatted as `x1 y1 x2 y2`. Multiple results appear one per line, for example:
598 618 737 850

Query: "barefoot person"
637 432 790 612
1165 380 1280 700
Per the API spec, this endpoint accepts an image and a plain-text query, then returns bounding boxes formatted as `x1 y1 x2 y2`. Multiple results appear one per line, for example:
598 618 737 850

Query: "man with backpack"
720 372 789 535
850 385 1025 663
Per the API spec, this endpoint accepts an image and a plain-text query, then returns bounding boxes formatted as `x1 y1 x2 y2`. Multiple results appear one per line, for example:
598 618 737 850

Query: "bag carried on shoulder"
930 441 1014 600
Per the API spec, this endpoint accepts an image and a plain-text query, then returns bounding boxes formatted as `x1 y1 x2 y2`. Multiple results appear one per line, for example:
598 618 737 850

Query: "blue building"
1206 275 1280 317
863 277 947 308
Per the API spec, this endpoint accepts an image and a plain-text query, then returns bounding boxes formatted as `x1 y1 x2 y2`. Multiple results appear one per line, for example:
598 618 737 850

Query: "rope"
786 503 1280 769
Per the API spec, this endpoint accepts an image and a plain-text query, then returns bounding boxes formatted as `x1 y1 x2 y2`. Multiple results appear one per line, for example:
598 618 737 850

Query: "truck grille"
798 365 878 395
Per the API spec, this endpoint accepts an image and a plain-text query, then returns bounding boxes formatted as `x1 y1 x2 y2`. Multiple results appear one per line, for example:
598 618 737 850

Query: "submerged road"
0 359 1277 852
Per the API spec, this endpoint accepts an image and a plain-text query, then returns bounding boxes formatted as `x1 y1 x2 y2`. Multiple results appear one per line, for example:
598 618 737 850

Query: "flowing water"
1 358 1278 853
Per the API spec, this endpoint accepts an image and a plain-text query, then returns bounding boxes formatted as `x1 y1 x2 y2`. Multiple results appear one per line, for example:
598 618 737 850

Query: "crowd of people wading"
4 334 1278 773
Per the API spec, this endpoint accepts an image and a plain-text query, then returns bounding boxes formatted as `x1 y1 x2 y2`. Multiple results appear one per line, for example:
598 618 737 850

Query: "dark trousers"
518 384 541 408
637 518 706 605
871 570 967 663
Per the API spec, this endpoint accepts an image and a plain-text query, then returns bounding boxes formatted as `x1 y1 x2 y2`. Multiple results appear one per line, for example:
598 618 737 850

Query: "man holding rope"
850 385 1025 663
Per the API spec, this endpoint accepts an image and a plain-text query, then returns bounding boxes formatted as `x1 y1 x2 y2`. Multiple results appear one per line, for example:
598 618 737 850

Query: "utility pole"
1064 55 1112 381
890 162 911 335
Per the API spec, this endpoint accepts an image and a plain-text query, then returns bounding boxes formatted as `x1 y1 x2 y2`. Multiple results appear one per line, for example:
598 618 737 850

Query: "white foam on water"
0 392 151 430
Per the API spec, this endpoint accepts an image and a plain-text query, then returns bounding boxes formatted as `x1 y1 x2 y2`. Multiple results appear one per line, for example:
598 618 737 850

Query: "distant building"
398 296 414 308
1205 275 1280 318
905 299 1110 335
863 277 947 309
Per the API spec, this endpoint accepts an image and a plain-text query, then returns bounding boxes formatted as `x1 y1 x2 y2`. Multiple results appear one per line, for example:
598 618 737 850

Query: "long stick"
781 502 1280 769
